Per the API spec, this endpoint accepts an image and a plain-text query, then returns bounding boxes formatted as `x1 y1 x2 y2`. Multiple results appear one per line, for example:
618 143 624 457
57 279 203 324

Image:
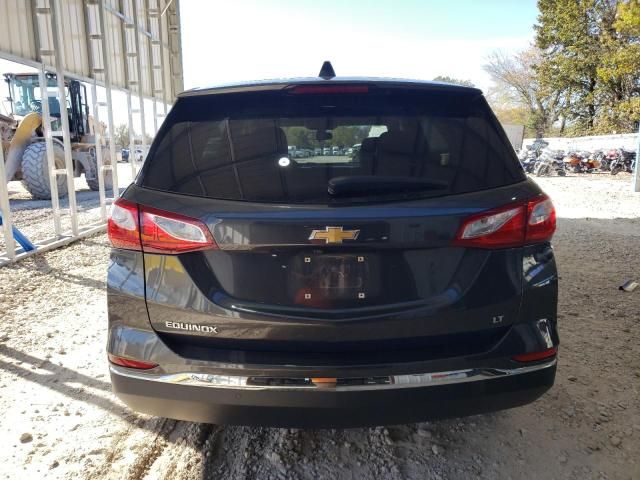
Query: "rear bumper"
110 360 556 428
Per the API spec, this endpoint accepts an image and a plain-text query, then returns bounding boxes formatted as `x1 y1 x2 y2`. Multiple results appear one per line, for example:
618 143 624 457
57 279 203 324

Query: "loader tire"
86 148 113 192
21 142 68 200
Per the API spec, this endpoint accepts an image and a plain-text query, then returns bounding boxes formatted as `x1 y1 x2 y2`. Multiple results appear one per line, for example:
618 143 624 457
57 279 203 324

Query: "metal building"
0 0 183 266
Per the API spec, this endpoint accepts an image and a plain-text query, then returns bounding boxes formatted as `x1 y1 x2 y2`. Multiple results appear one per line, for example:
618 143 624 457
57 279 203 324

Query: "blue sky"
181 0 539 92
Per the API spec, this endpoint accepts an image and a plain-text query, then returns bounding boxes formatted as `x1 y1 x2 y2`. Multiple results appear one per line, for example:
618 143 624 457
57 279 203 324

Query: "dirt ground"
0 173 639 480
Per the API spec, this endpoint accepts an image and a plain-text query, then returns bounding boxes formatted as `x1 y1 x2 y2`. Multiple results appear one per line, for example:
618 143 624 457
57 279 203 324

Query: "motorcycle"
564 150 599 173
589 150 608 171
609 148 636 175
534 149 566 177
518 147 539 173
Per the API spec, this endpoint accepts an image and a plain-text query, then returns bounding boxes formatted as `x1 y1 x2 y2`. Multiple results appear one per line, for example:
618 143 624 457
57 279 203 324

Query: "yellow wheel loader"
1 72 112 199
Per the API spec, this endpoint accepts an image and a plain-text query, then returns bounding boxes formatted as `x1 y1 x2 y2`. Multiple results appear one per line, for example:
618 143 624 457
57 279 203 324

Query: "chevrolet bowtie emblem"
309 226 360 244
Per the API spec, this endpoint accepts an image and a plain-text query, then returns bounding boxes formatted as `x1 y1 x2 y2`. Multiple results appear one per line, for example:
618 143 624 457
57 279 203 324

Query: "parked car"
107 68 559 428
120 147 144 162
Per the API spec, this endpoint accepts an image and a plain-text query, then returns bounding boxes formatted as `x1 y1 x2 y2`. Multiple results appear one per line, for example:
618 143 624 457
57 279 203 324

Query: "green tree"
594 0 640 132
535 0 619 133
284 127 313 148
331 126 369 147
432 76 475 87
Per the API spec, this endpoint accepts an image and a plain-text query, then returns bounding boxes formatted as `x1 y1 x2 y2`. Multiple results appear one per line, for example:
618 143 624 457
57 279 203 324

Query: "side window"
144 121 238 197
192 121 240 198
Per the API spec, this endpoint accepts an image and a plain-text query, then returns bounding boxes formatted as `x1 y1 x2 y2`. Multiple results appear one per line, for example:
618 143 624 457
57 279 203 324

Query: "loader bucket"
4 112 42 182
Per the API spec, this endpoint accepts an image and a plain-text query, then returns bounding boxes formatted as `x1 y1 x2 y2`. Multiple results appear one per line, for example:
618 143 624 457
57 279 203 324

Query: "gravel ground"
0 172 639 480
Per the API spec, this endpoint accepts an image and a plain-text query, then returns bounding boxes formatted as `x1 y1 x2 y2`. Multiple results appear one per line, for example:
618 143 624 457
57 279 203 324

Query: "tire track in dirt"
124 419 177 480
139 422 215 479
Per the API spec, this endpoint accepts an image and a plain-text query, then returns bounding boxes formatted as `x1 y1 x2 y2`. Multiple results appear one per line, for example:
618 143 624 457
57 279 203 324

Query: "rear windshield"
139 88 524 204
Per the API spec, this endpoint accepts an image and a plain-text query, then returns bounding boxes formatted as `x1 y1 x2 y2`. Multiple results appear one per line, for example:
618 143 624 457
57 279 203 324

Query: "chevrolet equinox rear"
107 70 559 428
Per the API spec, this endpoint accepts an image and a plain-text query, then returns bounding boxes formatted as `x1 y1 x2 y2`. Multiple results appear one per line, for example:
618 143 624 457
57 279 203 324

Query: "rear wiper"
328 176 448 197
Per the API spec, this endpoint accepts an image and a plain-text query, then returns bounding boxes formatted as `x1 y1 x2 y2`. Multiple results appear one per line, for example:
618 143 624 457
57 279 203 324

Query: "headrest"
377 129 420 155
231 124 287 159
360 137 378 153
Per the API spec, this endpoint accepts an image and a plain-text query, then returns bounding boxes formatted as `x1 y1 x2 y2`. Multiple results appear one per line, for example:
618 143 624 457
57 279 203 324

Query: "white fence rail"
522 133 638 152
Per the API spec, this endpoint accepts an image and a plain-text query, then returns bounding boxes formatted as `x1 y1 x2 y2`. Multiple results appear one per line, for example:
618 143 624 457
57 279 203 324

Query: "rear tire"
21 142 68 200
86 148 114 192
536 165 550 177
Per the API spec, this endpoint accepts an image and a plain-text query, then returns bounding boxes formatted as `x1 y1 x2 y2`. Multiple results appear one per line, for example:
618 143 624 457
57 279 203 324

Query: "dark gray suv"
107 67 559 428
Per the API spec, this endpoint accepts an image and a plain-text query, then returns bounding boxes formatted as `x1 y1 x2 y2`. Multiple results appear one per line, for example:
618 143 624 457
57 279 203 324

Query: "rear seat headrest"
360 137 378 152
377 130 420 155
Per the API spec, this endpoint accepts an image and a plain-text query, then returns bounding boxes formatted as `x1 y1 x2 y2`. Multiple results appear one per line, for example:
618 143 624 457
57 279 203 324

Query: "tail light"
290 85 369 94
454 195 556 249
526 198 556 242
512 346 557 363
107 198 217 254
108 353 158 370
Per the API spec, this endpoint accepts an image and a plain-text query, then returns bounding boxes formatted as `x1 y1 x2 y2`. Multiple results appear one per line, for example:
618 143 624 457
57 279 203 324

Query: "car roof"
178 76 482 97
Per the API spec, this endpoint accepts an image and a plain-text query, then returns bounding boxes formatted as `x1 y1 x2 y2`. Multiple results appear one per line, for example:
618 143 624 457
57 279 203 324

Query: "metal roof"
0 0 183 104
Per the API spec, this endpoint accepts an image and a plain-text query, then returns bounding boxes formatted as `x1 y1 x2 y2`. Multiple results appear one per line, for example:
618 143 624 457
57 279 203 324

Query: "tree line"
485 0 639 138
284 126 371 149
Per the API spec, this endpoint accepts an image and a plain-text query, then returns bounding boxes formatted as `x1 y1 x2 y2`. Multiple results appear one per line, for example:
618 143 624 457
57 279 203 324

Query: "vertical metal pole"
131 0 147 162
157 0 169 116
633 123 640 193
0 139 16 259
120 0 137 180
97 0 119 197
91 82 107 221
50 0 78 235
38 65 62 236
83 0 107 222
144 0 158 134
126 91 136 179
152 98 158 134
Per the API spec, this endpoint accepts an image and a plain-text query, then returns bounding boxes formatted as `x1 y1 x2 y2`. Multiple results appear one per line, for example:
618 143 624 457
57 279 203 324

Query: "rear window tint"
140 89 524 204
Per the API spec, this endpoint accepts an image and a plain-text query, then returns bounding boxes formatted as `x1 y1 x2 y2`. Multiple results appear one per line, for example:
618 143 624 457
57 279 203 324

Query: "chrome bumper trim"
110 358 556 392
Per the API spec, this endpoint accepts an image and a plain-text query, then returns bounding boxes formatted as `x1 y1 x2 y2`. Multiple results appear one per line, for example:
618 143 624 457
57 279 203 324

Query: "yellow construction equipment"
1 72 112 199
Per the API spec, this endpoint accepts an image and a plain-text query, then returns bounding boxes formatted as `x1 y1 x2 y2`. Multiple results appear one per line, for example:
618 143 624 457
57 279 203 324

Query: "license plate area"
289 253 381 305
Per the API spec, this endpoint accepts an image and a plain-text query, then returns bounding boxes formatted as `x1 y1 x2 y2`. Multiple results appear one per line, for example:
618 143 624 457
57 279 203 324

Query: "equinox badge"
309 226 360 244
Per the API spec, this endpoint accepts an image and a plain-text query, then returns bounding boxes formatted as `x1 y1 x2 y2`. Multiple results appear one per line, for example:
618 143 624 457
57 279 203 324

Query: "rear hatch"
124 82 541 357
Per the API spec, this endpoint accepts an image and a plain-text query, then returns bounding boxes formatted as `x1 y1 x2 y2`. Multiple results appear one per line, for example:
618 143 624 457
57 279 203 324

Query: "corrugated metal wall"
0 0 37 61
102 0 126 90
0 0 182 104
